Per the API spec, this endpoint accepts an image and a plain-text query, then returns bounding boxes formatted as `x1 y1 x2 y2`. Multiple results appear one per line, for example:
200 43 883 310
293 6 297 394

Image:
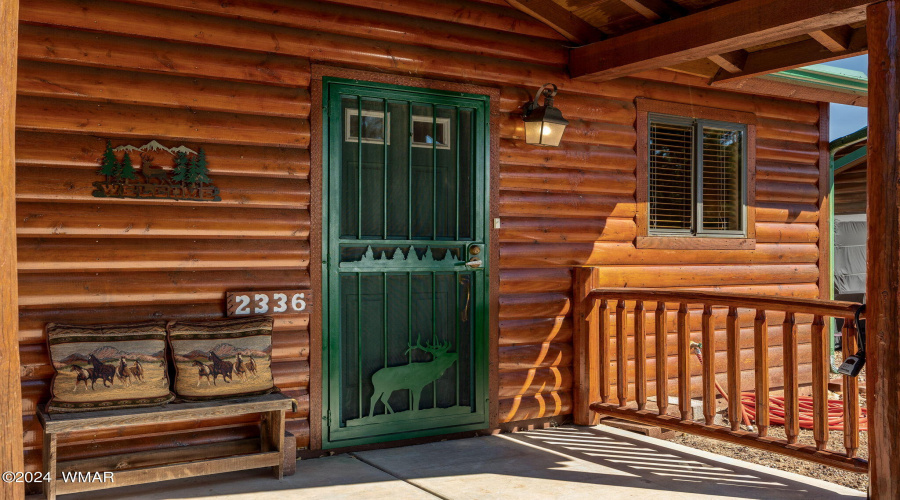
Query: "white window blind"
647 115 746 236
649 121 693 231
701 127 743 232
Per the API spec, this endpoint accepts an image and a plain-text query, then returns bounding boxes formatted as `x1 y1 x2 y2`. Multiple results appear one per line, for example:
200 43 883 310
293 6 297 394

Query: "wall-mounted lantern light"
523 83 568 147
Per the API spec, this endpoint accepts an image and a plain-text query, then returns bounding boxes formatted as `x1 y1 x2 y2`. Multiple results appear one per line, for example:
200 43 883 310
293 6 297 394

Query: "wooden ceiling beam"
619 0 686 21
570 0 872 81
708 50 748 73
809 25 855 51
504 0 604 44
711 26 867 84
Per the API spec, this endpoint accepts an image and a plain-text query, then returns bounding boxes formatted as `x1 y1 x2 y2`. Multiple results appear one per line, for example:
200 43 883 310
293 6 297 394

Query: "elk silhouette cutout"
368 336 458 417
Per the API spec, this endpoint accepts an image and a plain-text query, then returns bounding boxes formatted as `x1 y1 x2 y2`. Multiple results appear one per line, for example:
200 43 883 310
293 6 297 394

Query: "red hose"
691 343 867 432
740 393 868 431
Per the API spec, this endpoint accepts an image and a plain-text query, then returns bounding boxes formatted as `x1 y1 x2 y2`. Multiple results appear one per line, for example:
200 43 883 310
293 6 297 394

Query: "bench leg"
282 431 297 477
42 433 57 500
265 410 286 479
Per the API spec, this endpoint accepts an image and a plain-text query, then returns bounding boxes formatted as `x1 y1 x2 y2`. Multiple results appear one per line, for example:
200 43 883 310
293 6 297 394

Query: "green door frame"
321 77 491 449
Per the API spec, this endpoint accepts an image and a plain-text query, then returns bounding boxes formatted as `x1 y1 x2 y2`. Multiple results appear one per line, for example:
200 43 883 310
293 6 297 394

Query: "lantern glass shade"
523 103 568 147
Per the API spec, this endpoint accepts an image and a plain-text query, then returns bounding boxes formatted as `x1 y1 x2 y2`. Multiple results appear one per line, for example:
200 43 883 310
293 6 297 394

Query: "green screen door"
322 78 490 448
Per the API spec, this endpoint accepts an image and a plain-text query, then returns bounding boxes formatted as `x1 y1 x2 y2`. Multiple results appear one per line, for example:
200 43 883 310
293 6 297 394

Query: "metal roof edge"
764 65 868 97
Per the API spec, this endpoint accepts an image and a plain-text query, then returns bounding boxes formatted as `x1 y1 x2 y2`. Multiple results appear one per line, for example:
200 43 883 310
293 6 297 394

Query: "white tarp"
834 213 867 295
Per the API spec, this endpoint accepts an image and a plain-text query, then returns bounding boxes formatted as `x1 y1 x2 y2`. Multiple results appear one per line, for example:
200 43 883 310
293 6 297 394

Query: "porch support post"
866 1 900 497
573 267 600 425
0 0 23 497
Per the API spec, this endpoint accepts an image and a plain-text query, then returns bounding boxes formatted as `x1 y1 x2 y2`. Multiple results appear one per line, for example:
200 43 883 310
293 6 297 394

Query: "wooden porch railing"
572 268 868 473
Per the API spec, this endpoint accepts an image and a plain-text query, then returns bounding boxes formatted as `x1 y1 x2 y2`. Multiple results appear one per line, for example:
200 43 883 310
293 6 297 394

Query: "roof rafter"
570 0 872 81
809 25 856 51
504 0 604 44
710 26 867 84
708 50 748 73
619 0 686 21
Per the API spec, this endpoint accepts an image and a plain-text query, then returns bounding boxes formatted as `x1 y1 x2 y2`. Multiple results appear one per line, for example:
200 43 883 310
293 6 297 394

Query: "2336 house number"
226 290 313 316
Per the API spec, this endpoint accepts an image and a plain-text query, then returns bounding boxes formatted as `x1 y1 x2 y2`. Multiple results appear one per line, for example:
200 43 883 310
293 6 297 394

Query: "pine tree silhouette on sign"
172 151 190 183
188 148 211 185
118 152 137 180
99 141 118 180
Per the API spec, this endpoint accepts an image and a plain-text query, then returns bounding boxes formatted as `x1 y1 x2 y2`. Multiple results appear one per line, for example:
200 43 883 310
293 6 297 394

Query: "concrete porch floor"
49 425 863 499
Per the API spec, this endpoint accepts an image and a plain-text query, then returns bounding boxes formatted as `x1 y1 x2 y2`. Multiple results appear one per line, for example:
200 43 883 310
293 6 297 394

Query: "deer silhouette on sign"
368 336 458 417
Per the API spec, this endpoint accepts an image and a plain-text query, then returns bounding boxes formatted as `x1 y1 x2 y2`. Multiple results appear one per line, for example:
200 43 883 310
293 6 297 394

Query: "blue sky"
826 55 867 140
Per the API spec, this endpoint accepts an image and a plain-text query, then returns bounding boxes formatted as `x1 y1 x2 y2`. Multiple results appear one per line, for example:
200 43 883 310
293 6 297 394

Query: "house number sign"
226 290 313 317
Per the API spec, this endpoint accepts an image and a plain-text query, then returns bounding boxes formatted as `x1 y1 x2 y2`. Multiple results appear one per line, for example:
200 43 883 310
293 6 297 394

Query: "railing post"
783 311 799 444
810 315 828 451
634 300 646 410
677 303 691 421
616 300 627 407
655 302 668 416
726 307 741 432
573 267 600 425
701 305 715 425
753 309 769 437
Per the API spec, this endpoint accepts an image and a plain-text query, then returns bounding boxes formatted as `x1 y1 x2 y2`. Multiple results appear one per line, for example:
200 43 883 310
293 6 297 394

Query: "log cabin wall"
13 0 825 475
835 163 867 215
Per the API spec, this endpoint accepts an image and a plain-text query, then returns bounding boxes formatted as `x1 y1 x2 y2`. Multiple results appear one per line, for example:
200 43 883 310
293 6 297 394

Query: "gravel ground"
673 354 868 492
673 424 868 491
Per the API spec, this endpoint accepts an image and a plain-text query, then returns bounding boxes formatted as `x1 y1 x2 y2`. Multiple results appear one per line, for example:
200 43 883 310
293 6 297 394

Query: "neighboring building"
832 128 868 304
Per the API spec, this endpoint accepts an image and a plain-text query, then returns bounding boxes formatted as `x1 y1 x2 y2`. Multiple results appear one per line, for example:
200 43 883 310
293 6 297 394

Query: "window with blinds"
647 114 746 236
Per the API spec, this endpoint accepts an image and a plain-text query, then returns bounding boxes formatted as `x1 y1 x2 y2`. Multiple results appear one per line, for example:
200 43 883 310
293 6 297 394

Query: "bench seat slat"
39 393 293 433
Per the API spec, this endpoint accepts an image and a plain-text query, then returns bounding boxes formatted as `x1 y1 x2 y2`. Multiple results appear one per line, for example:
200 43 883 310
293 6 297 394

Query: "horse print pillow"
167 316 276 401
46 322 175 413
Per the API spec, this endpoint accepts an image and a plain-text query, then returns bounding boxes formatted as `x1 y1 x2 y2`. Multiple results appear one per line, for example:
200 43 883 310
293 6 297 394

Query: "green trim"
321 77 491 449
834 145 867 172
766 65 868 97
829 127 868 155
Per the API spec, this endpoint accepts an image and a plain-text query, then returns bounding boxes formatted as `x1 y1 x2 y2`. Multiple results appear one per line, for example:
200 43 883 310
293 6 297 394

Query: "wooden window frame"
636 98 757 250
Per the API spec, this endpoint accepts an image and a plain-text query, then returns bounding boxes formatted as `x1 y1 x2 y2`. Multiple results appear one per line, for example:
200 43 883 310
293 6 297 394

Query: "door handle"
464 258 482 269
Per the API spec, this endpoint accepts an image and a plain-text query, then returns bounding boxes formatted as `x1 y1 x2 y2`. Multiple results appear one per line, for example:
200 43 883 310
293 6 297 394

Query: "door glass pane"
358 273 385 417
410 272 434 409
457 273 473 407
411 104 434 239
360 98 386 239
384 273 411 413
386 101 410 239
436 107 457 239
340 95 360 238
339 274 360 421
434 272 457 408
457 108 474 240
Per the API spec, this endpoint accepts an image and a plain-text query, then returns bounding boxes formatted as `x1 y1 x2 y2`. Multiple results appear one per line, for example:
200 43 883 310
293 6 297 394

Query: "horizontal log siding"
13 0 824 474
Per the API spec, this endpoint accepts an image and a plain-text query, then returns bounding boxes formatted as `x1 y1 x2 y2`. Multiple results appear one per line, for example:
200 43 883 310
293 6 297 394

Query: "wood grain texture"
866 2 900 495
570 0 870 80
1 0 24 497
504 0 603 43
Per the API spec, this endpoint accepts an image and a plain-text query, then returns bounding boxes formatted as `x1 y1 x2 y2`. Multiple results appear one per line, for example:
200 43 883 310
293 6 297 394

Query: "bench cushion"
168 316 276 401
46 322 175 413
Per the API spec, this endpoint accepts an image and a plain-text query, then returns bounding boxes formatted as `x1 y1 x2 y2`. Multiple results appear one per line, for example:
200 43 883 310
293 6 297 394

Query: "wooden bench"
37 393 297 499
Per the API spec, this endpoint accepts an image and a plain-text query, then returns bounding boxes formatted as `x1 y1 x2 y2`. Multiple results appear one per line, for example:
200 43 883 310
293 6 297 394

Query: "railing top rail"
588 288 862 318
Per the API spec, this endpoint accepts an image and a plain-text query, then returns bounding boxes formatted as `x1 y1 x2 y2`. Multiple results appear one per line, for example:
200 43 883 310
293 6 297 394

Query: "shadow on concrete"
352 425 861 499
47 425 862 500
